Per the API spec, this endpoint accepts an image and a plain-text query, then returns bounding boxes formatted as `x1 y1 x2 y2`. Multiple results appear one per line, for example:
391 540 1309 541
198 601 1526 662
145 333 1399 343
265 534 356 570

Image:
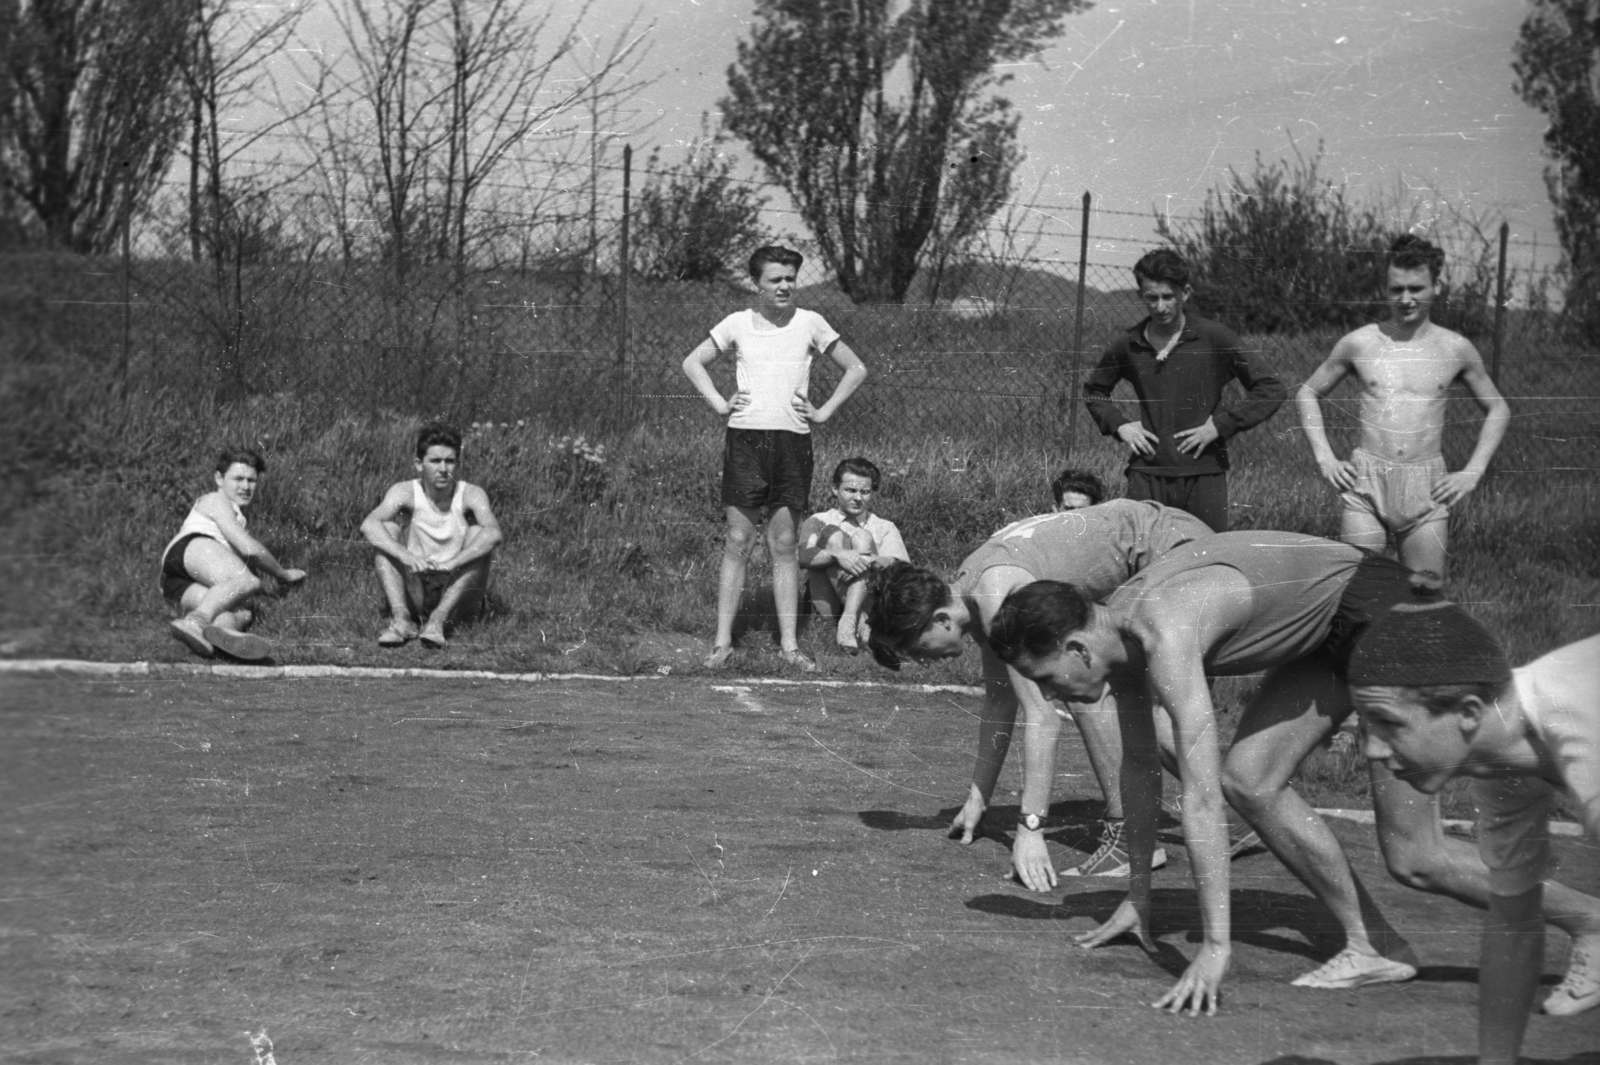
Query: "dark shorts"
721 428 813 512
1323 552 1431 676
1125 470 1228 532
159 533 211 601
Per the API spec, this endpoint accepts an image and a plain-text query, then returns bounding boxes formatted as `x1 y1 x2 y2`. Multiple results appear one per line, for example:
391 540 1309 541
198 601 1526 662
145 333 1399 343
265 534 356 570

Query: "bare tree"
176 0 306 267
0 0 193 252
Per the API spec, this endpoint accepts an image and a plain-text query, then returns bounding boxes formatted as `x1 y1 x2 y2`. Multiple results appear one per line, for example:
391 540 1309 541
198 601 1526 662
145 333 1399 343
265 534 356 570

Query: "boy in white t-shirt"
681 246 868 671
798 457 908 652
1351 603 1600 1063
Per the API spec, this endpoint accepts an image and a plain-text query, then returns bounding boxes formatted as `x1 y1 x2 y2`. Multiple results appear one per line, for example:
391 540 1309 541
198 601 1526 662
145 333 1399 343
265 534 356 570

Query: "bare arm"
1433 343 1511 507
360 483 422 572
1296 340 1358 491
1478 885 1543 1065
446 485 503 570
681 337 742 417
200 495 302 583
948 644 1020 845
798 339 868 424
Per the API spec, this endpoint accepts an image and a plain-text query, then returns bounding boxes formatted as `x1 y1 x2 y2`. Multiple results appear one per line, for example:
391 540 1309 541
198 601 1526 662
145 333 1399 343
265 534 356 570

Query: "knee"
237 574 263 598
768 526 798 556
1377 836 1447 892
1220 768 1272 819
852 529 877 553
725 524 758 554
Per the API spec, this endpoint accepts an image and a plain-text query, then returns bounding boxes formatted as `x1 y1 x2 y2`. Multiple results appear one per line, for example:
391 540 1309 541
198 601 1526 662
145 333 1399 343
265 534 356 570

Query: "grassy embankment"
3 255 1595 811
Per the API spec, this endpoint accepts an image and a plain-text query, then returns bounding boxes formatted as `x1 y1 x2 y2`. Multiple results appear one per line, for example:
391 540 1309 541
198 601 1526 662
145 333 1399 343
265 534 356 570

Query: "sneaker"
702 645 734 669
1063 819 1168 878
169 617 213 658
203 625 272 662
418 623 448 649
1291 947 1416 989
377 621 418 647
779 648 817 672
1542 932 1600 1016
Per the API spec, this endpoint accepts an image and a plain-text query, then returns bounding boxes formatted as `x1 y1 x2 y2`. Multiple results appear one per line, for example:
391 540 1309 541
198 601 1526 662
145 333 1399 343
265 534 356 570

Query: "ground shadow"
967 886 1347 962
858 800 1105 836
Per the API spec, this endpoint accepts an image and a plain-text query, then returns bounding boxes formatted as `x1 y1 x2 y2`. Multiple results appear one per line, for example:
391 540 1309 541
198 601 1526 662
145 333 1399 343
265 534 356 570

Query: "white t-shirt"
1475 633 1600 896
709 308 841 433
805 507 909 565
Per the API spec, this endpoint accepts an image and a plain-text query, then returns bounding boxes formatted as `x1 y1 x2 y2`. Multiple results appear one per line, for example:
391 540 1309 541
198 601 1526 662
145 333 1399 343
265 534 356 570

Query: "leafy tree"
633 130 772 284
1156 143 1391 334
722 0 1089 304
0 0 193 252
1514 0 1600 341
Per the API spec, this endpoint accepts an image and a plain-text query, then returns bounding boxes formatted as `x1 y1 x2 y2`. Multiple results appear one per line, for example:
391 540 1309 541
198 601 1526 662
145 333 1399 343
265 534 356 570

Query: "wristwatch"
1018 812 1046 832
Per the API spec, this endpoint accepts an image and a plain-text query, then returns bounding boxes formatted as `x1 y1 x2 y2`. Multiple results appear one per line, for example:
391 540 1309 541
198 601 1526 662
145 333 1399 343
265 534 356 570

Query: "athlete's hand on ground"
1173 417 1220 457
1075 897 1154 951
947 788 987 844
1010 828 1057 891
1153 944 1230 1017
1115 422 1160 458
1315 454 1357 491
1431 469 1481 507
280 568 307 584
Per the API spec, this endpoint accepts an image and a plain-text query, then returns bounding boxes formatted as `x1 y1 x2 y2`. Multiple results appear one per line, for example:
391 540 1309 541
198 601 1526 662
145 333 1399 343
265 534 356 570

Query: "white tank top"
405 480 469 564
161 498 246 567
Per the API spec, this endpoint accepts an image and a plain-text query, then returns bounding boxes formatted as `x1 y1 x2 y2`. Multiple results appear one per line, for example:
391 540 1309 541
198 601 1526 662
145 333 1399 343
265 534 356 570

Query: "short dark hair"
864 562 952 671
749 245 803 280
988 580 1093 663
1386 234 1445 281
415 421 463 460
833 456 882 491
1051 468 1105 508
215 446 266 475
1133 249 1190 290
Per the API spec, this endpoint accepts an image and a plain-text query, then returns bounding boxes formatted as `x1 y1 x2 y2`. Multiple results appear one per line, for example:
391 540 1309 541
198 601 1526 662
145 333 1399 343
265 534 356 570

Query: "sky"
272 0 1553 275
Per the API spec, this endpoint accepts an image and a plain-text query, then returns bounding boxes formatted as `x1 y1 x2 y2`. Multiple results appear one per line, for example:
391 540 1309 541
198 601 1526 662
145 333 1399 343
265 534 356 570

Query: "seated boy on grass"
360 422 502 649
798 456 909 652
1350 603 1600 1062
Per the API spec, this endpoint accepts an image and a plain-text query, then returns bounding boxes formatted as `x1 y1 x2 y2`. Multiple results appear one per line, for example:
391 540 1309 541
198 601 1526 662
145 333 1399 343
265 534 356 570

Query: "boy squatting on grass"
797 457 909 654
986 533 1600 1016
1297 234 1510 588
1084 248 1286 533
681 245 868 672
161 446 307 661
863 500 1263 885
360 422 503 650
1350 603 1600 1062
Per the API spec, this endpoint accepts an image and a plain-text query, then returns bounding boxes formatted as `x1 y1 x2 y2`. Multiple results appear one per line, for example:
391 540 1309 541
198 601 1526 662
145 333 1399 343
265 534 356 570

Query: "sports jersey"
954 499 1211 601
1106 532 1365 675
1475 634 1600 896
806 508 909 564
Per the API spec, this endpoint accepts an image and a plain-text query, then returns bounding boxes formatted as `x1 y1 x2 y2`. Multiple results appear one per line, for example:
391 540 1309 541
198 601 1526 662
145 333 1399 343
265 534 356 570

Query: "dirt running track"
1 674 1596 1065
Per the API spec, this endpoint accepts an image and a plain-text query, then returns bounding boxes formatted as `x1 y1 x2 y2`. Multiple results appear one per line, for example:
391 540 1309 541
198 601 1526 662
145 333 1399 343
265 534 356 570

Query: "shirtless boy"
682 245 868 671
1351 605 1600 1062
361 422 502 649
1297 234 1511 587
798 457 908 653
989 534 1600 1016
865 500 1216 883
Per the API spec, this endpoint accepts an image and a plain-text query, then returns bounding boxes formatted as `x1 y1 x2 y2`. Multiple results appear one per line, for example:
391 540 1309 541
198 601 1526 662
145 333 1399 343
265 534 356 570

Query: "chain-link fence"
9 191 1593 486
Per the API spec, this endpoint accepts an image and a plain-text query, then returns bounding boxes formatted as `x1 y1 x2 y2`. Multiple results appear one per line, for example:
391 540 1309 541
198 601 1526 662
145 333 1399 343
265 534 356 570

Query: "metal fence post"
120 213 131 391
1067 191 1091 453
618 144 631 423
1491 220 1508 385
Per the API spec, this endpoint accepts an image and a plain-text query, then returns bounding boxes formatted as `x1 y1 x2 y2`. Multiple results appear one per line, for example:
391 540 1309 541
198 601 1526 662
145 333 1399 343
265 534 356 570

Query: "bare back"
1337 322 1474 462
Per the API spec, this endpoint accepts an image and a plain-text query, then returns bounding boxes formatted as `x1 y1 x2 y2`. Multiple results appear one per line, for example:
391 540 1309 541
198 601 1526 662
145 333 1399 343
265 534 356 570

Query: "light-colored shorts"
1339 448 1449 537
1475 774 1558 897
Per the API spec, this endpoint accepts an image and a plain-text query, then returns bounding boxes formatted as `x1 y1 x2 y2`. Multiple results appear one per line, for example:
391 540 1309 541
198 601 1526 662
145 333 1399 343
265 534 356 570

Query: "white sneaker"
1291 947 1416 989
1062 819 1168 878
1542 932 1600 1016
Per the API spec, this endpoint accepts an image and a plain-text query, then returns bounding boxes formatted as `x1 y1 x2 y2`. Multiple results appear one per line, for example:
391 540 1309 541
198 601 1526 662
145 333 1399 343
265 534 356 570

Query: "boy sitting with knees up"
1350 604 1600 1062
798 457 908 652
360 422 502 650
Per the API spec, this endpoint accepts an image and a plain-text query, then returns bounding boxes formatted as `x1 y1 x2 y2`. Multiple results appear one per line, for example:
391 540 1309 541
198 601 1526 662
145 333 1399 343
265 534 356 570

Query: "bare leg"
766 506 803 654
181 539 262 624
1396 514 1449 590
829 527 876 650
1370 758 1600 936
1069 689 1127 819
373 553 420 632
807 568 842 628
1223 657 1398 961
423 554 492 634
1339 504 1392 557
710 506 762 664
